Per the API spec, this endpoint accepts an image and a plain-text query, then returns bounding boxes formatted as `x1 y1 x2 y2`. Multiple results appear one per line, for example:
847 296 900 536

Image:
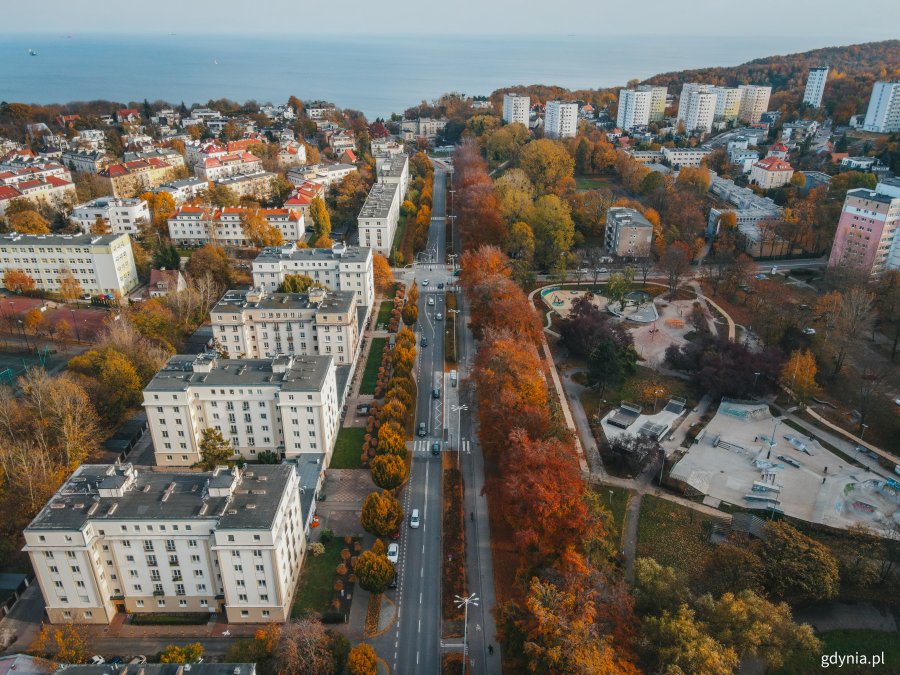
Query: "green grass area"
292 539 343 618
574 175 614 191
580 366 697 420
391 212 408 255
359 337 386 396
330 427 364 469
590 485 631 544
776 630 900 674
376 300 394 328
636 495 718 583
130 613 210 626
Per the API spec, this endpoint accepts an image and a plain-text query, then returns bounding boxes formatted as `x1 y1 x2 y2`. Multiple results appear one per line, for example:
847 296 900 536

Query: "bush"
310 542 326 557
319 528 334 543
321 610 348 624
131 613 210 626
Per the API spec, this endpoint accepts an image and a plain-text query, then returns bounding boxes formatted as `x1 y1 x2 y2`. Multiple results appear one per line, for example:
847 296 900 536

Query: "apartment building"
70 197 150 235
502 93 530 126
604 207 653 258
827 178 900 276
749 157 794 189
252 242 375 313
144 353 339 466
23 463 305 624
211 287 361 365
123 149 185 172
284 180 326 219
616 89 651 132
0 232 138 295
707 172 782 234
0 177 76 217
357 181 401 255
662 147 711 168
195 152 263 181
328 130 356 155
287 163 357 188
400 118 448 141
99 158 176 197
677 84 717 134
371 137 404 156
737 85 772 124
711 87 743 122
215 171 277 201
543 101 579 139
167 206 305 247
151 177 208 204
61 150 108 174
803 67 829 107
636 85 667 122
863 82 900 133
375 153 410 196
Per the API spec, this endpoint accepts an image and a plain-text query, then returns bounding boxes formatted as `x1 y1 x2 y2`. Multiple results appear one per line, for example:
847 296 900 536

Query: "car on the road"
437 283 444 289
107 657 124 667
802 327 816 335
421 336 428 347
595 268 609 274
129 656 148 665
435 312 443 320
894 398 900 406
431 442 440 455
754 273 767 280
89 657 105 665
576 267 589 274
422 279 430 287
409 509 420 528
771 265 779 274
428 297 435 306
432 388 441 399
387 543 399 564
418 422 427 437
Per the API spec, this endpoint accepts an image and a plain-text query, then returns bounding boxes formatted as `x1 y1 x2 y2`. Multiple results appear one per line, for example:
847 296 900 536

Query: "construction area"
668 400 900 535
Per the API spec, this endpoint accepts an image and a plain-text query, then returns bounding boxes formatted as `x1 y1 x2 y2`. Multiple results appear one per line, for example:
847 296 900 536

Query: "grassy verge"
130 613 210 626
331 427 364 469
636 495 719 584
390 213 408 258
574 175 614 191
292 539 343 617
580 366 697 421
359 337 386 396
589 484 631 544
441 452 466 635
776 630 900 674
376 301 394 328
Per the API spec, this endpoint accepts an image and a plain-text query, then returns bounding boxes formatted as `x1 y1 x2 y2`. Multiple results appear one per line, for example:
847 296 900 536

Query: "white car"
89 657 105 665
802 327 816 335
387 543 399 564
422 279 429 287
428 297 435 306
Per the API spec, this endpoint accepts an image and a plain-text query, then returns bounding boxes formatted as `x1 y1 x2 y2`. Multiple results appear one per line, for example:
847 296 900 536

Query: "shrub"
319 528 334 543
310 542 326 557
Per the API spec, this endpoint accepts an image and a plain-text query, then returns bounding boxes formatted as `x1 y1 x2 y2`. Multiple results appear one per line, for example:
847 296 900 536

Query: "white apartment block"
211 287 361 366
71 197 150 235
712 87 743 122
503 93 530 126
400 118 448 141
677 84 717 134
738 85 772 124
863 82 900 133
357 181 400 255
167 206 305 247
636 85 667 122
0 233 138 295
23 463 305 624
195 152 263 181
252 242 375 314
145 353 339 467
662 147 711 168
543 101 579 139
616 89 651 132
0 161 72 185
152 177 208 204
375 154 410 199
803 67 829 107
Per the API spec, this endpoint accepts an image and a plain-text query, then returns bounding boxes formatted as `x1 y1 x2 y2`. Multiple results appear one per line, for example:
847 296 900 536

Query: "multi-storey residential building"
827 178 900 276
0 177 76 217
662 147 711 168
400 118 448 141
61 149 108 174
863 82 900 133
306 103 336 120
371 137 404 156
803 67 829 107
737 85 772 124
144 353 339 466
357 182 401 255
749 157 794 189
215 171 277 201
195 152 262 181
211 287 361 365
677 84 717 134
23 462 306 624
375 153 409 196
636 85 667 122
604 207 653 258
151 177 208 204
616 89 651 132
543 101 579 139
327 130 356 155
502 93 530 126
99 158 176 197
70 198 150 235
707 172 782 234
711 87 743 122
0 233 138 295
287 163 357 188
123 148 185 172
284 180 326 219
252 242 374 314
167 206 305 247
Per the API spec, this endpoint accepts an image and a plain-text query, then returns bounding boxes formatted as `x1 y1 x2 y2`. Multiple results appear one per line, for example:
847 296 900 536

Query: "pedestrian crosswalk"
412 439 471 454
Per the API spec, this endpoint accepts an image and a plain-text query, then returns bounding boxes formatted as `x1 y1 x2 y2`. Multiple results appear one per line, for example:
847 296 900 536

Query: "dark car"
388 573 398 589
418 422 427 437
421 336 428 347
437 282 444 289
432 388 440 399
431 442 440 455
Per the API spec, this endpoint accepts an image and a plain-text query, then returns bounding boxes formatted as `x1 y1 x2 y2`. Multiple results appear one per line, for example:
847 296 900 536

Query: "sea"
0 33 868 120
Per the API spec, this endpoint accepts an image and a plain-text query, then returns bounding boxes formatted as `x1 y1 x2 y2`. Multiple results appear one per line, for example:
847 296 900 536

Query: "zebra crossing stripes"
412 440 470 454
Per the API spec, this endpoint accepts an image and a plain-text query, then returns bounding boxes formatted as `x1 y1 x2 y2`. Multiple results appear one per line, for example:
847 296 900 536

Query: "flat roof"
0 232 124 246
255 243 371 264
57 665 255 675
358 182 399 219
213 288 354 315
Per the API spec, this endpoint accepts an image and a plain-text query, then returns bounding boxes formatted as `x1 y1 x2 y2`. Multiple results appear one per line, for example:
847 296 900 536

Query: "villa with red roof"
115 109 141 124
749 156 795 189
766 142 790 160
284 180 326 218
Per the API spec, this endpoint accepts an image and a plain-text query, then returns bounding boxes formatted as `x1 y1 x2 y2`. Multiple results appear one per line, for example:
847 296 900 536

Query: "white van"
409 509 420 529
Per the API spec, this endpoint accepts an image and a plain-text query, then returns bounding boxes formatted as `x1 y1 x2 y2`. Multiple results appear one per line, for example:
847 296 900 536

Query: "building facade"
167 206 305 247
662 147 711 168
604 207 653 258
144 353 340 467
357 182 401 255
543 101 579 139
711 87 743 122
0 232 138 295
616 89 651 132
636 85 667 122
502 93 530 126
70 198 150 235
863 82 900 133
803 67 829 107
737 85 772 124
24 463 305 624
677 84 717 133
99 159 176 197
749 157 794 189
827 178 900 276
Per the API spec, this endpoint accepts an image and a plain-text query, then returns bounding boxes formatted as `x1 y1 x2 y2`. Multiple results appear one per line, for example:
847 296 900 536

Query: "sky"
4 0 900 37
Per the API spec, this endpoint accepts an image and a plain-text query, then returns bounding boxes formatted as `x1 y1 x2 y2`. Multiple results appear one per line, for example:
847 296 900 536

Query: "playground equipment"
665 318 685 328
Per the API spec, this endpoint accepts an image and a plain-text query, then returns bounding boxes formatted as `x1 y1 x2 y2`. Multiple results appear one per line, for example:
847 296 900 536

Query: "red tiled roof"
770 142 788 152
0 186 22 201
754 157 793 171
16 180 43 190
45 176 71 187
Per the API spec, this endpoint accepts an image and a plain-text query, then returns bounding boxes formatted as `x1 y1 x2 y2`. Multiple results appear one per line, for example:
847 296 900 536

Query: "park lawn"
391 212 408 255
330 427 364 469
636 495 718 584
580 366 697 420
590 485 631 545
575 175 613 191
376 301 394 328
292 538 343 617
359 337 386 395
776 630 900 674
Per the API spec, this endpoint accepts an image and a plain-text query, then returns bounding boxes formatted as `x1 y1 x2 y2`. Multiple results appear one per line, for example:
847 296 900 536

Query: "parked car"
418 422 427 437
128 656 148 665
428 297 435 306
107 657 124 666
387 543 399 564
435 312 443 320
89 657 105 665
409 509 420 529
422 279 430 287
802 327 816 335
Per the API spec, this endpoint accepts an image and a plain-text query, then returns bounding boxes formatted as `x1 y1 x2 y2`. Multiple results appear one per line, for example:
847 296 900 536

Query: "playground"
0 347 71 384
669 400 900 534
541 287 658 323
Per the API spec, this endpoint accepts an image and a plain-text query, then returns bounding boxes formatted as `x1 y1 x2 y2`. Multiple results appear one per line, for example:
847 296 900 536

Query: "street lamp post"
451 404 468 467
860 423 869 441
454 593 479 675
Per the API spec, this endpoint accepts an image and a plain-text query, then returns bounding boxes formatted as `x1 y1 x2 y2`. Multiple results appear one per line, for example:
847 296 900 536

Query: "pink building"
827 178 900 276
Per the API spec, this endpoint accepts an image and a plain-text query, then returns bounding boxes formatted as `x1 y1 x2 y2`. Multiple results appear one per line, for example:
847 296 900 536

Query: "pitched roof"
0 186 22 201
754 157 793 172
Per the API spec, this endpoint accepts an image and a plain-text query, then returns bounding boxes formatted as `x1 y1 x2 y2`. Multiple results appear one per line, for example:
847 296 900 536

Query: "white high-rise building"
863 82 900 133
24 463 306 624
712 87 743 122
803 67 829 107
678 84 717 134
544 101 579 139
636 85 667 122
502 93 530 126
738 85 772 124
616 89 651 131
144 353 340 467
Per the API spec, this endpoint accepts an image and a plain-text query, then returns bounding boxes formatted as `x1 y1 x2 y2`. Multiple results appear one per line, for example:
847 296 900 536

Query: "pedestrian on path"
489 644 494 655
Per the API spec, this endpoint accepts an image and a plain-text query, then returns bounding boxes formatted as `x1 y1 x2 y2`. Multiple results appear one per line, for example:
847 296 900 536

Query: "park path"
622 493 643 583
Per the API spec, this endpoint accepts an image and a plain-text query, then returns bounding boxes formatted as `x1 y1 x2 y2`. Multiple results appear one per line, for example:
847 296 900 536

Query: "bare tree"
275 619 335 675
636 256 654 288
827 287 875 375
660 242 691 300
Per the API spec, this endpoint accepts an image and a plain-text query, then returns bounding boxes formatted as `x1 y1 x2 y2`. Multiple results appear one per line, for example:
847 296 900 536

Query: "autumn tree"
57 269 83 304
160 642 204 664
275 619 336 675
186 244 234 288
401 300 418 326
34 623 90 664
376 421 406 456
242 207 284 248
643 605 739 675
494 169 535 224
760 521 839 602
675 166 712 197
3 269 35 293
817 287 875 375
23 307 44 335
346 643 378 675
779 349 819 407
519 139 575 195
370 453 407 490
277 274 321 293
10 210 50 234
525 194 575 270
360 490 403 537
309 197 332 241
372 253 394 295
354 539 395 594
588 339 627 395
197 427 234 470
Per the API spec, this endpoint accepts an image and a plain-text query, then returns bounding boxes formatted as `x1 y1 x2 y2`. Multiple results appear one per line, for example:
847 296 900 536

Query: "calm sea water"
0 34 852 119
